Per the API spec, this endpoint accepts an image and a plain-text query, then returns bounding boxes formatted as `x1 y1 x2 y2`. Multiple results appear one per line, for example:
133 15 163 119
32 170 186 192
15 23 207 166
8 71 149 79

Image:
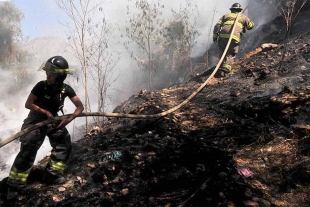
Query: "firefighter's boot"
42 170 66 185
215 68 230 78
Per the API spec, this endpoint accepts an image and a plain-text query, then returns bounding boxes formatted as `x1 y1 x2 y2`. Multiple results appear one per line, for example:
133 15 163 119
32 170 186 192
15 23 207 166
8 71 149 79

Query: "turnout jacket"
213 12 254 43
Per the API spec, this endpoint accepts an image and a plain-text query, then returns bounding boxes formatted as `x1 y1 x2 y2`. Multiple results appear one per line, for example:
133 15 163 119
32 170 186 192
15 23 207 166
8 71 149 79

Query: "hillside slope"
1 10 310 207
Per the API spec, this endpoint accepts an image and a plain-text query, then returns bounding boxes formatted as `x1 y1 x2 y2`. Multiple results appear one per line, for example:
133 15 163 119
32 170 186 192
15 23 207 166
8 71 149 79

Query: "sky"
11 0 67 39
0 0 279 179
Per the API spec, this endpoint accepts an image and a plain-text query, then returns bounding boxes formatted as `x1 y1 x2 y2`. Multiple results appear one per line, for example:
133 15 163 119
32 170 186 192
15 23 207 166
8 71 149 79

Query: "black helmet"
42 56 70 75
41 56 70 84
230 3 242 11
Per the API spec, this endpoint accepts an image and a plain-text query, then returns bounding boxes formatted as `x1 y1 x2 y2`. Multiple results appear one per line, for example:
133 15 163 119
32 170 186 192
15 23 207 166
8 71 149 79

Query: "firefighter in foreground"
6 56 84 200
213 3 254 78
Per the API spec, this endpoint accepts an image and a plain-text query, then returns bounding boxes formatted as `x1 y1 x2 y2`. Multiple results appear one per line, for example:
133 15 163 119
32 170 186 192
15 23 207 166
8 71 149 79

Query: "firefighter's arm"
25 93 53 118
246 20 254 30
56 95 84 129
68 95 84 122
213 17 224 43
245 16 254 30
213 24 220 43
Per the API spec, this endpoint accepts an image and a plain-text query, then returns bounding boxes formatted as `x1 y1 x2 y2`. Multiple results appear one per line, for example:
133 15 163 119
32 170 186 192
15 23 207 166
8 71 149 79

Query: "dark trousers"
7 115 72 188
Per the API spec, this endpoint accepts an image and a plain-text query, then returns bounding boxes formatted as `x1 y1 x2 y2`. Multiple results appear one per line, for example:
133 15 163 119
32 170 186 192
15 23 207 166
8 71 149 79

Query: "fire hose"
0 13 240 149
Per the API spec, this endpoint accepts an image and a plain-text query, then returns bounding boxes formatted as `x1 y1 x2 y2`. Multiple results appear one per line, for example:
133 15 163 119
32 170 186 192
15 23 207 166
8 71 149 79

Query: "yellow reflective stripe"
219 34 241 42
9 171 28 182
223 64 232 71
223 20 234 25
247 21 254 29
49 159 66 171
223 21 243 29
228 13 238 18
61 84 66 93
231 7 242 10
54 68 69 74
213 34 218 38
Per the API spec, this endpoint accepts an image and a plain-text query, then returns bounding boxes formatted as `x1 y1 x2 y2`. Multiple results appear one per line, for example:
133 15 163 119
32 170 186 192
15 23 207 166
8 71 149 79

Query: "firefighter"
213 3 254 78
6 56 84 200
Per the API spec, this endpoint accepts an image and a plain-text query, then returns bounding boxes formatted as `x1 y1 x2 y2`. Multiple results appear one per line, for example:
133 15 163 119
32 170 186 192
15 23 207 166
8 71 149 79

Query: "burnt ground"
1 10 310 207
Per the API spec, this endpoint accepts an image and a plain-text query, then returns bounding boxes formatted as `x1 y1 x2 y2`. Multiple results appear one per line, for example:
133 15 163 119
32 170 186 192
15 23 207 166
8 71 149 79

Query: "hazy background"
0 0 279 179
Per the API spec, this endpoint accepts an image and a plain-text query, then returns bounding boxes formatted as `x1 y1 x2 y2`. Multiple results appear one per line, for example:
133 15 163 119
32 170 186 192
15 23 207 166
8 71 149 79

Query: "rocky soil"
1 9 310 207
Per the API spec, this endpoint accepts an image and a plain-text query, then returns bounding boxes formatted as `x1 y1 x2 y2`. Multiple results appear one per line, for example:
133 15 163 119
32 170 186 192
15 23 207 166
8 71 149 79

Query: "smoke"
0 56 86 180
15 0 279 99
0 67 51 179
0 0 280 180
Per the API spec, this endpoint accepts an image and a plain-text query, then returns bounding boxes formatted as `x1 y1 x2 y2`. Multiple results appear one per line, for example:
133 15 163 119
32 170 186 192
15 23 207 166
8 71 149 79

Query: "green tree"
0 2 29 65
168 0 199 75
124 0 165 91
163 20 185 72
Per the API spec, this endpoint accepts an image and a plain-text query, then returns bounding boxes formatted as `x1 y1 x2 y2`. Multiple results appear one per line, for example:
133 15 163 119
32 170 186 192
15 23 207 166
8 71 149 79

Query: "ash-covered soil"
1 10 310 207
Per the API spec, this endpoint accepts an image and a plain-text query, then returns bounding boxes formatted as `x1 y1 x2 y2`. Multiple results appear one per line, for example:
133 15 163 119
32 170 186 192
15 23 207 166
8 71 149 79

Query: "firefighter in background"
213 3 254 78
6 56 84 200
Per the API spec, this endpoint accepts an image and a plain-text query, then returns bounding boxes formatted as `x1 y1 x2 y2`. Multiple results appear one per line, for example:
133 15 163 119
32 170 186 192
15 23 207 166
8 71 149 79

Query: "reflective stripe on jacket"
213 12 254 43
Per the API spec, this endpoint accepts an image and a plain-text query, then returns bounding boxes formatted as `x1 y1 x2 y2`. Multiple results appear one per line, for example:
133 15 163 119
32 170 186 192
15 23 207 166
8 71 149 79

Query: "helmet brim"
38 61 72 75
230 7 243 11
